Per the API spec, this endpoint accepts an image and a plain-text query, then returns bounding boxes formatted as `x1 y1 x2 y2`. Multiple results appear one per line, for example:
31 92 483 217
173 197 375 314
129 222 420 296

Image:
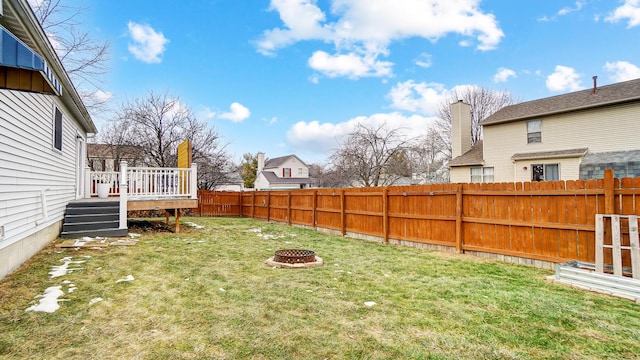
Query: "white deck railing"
86 162 198 200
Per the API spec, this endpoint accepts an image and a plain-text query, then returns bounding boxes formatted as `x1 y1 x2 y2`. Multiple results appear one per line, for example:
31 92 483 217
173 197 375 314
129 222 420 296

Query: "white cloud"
558 1 586 16
308 50 393 79
546 65 583 92
605 61 640 82
286 112 436 155
415 53 432 68
127 22 169 63
199 107 216 120
493 67 516 83
89 89 113 103
256 0 504 78
387 80 455 115
219 102 251 122
309 73 320 84
606 0 640 27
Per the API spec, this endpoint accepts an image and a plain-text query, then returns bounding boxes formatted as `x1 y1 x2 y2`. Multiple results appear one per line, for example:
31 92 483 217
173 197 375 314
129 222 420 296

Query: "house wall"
253 172 269 190
265 157 308 178
450 167 470 183
480 102 640 182
0 89 87 278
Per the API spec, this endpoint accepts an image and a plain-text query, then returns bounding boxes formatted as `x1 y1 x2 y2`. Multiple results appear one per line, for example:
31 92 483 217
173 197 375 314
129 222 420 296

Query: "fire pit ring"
266 249 323 268
274 249 316 264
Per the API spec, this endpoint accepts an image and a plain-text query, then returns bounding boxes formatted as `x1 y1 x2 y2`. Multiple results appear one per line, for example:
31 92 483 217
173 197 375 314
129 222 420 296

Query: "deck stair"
60 200 127 238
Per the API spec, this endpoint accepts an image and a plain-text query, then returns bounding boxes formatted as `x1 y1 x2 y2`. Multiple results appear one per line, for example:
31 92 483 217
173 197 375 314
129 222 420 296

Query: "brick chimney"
257 152 265 173
451 100 471 158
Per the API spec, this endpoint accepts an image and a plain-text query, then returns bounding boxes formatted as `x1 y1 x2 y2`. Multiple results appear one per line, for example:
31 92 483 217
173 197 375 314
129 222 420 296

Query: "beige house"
450 78 640 183
254 153 315 190
87 143 143 172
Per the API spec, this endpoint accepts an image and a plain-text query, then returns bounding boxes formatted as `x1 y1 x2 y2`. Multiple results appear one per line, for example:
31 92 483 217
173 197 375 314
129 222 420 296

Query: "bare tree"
29 0 110 113
100 91 232 188
308 163 351 188
436 85 518 152
94 116 144 170
405 127 450 183
330 122 414 187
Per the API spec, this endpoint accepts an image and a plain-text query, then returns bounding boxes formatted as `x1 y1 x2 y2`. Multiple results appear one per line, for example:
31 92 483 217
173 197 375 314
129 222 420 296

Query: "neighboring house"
0 0 97 278
214 172 245 191
253 152 315 190
449 78 640 183
87 143 143 172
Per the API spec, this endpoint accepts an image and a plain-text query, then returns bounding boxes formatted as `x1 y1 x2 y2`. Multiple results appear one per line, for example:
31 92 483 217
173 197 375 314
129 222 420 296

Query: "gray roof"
511 148 588 161
261 171 316 185
581 149 640 165
481 78 640 126
264 154 308 169
449 141 484 167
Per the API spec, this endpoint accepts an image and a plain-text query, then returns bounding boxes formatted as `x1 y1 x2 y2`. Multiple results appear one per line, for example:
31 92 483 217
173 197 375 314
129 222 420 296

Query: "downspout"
35 188 50 225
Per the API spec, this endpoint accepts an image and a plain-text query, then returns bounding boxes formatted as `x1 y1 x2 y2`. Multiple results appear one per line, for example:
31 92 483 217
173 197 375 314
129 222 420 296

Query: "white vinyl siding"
482 102 640 182
0 90 84 250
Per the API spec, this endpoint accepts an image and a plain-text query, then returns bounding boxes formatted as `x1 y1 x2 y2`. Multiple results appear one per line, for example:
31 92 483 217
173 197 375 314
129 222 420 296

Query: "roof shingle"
481 78 640 126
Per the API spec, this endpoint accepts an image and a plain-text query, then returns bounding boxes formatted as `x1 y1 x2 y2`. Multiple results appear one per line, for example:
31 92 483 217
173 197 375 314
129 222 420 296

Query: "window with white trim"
527 120 541 143
282 168 291 178
532 163 559 181
470 167 494 183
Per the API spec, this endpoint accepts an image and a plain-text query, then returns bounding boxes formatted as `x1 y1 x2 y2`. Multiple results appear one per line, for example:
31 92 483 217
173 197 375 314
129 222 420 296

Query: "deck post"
190 163 198 199
119 161 128 230
84 165 91 198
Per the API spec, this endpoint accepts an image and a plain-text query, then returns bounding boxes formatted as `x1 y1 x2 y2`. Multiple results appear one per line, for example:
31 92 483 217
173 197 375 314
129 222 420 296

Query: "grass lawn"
1 217 639 359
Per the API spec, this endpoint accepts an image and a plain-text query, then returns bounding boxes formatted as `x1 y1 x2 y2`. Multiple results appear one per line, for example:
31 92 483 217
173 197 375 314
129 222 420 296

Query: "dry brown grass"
1 216 639 359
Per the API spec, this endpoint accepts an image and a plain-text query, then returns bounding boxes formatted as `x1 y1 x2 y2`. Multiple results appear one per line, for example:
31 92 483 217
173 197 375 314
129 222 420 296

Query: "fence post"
267 192 271 222
287 191 292 225
238 191 242 217
312 190 317 227
341 189 346 236
455 184 463 253
383 187 389 243
252 192 256 218
604 169 615 214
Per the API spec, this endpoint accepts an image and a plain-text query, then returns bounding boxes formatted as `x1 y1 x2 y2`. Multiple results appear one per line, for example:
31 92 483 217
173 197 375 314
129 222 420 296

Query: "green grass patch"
1 217 639 359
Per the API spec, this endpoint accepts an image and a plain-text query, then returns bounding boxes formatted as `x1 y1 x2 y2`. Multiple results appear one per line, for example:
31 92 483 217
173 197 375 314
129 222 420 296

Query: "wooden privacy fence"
197 170 640 267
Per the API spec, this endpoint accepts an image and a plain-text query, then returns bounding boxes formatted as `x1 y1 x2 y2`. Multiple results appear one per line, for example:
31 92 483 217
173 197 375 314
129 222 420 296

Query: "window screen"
54 108 62 151
527 120 541 143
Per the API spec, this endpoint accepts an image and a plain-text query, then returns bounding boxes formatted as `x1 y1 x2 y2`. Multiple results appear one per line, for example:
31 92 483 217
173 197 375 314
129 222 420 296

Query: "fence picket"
198 174 640 267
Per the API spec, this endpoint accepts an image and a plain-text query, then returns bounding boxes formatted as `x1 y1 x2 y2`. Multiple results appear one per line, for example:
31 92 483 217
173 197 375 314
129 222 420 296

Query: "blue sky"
54 0 640 164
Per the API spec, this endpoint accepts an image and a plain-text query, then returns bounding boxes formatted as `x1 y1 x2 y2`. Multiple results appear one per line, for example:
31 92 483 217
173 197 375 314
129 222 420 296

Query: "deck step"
64 213 119 223
62 220 120 232
61 200 127 238
60 228 128 239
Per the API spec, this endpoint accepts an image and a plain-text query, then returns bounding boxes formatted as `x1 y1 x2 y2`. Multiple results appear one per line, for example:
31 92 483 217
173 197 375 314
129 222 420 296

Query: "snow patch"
88 297 103 306
364 301 376 307
116 275 135 283
25 286 65 313
49 257 86 278
185 222 204 229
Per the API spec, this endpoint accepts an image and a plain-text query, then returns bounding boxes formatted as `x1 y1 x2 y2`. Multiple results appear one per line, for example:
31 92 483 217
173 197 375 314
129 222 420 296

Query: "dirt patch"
127 219 176 233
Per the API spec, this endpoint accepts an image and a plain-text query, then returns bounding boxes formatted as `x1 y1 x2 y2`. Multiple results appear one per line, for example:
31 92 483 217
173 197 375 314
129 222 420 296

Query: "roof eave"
481 97 640 126
7 0 96 134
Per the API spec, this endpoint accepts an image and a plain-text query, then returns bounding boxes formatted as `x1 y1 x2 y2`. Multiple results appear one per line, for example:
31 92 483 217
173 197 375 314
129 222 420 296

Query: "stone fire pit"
265 249 323 268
